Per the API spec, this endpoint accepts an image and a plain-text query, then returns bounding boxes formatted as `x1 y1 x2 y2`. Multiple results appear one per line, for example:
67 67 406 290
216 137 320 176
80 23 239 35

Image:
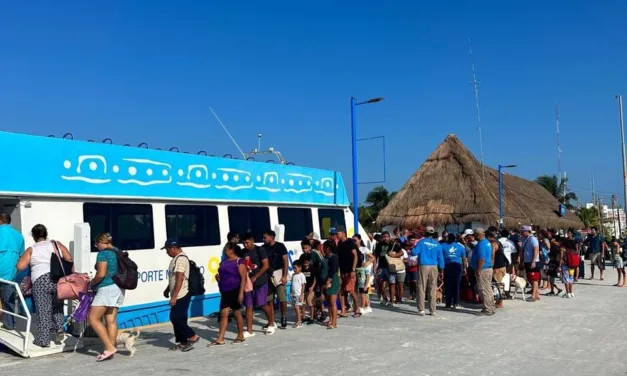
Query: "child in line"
291 260 307 328
301 258 316 324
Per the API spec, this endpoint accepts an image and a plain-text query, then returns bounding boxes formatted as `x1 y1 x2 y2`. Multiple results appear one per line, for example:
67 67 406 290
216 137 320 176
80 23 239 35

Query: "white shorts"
92 284 125 308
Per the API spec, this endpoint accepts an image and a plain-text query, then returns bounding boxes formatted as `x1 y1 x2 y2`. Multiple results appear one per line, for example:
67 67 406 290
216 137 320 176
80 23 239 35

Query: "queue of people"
0 209 614 360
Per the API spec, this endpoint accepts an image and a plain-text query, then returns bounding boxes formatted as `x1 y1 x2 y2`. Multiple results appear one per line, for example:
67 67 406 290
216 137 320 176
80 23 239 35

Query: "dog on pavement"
511 274 528 302
116 330 140 357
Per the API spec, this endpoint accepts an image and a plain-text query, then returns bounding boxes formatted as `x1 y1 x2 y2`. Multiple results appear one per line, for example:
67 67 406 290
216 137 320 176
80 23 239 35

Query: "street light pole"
498 164 517 229
350 96 384 236
617 95 627 213
351 97 358 236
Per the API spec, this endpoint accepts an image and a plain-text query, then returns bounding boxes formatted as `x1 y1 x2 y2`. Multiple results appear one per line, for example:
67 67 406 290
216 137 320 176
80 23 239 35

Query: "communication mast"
469 39 485 181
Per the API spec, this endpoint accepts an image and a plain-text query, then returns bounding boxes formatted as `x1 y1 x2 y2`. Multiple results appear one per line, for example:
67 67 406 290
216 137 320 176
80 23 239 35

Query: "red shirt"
408 236 423 272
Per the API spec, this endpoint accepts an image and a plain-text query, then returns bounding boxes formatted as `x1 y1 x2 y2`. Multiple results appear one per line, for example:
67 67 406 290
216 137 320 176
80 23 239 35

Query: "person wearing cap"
327 228 339 254
412 226 444 316
461 229 476 259
520 225 541 302
461 229 477 290
470 228 496 315
163 238 200 351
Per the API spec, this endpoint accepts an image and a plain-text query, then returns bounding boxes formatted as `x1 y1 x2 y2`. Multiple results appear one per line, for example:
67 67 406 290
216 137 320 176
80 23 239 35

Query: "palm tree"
354 186 396 232
365 186 394 213
535 174 578 209
577 206 600 228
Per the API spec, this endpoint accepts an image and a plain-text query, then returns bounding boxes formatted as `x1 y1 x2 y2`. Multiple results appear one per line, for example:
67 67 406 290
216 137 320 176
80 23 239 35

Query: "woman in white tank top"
17 224 72 348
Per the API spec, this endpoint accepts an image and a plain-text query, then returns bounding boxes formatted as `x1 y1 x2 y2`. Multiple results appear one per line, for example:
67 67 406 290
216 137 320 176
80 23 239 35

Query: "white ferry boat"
0 131 368 356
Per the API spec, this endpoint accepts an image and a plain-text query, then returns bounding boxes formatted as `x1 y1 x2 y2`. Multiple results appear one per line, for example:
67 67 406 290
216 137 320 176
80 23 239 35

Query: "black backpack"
179 255 205 296
112 249 139 290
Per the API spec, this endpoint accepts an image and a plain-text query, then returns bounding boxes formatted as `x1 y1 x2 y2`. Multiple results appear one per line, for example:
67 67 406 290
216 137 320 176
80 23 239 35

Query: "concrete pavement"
1 273 625 376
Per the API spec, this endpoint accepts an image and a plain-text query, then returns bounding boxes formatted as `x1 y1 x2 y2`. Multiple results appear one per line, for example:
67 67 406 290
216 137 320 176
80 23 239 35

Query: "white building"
585 202 627 237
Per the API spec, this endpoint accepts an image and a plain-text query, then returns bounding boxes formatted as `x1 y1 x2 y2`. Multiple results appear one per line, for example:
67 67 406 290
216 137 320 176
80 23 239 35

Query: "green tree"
535 174 578 209
356 186 396 232
577 206 600 228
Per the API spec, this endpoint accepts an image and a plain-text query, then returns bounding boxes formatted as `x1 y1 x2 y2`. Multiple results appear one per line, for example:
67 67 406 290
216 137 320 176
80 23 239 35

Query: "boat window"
318 208 346 238
165 205 221 247
227 206 270 242
277 207 313 241
83 203 155 251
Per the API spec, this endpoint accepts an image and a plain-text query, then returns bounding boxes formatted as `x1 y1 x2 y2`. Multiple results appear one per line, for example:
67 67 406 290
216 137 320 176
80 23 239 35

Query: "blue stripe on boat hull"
116 284 293 329
117 293 222 329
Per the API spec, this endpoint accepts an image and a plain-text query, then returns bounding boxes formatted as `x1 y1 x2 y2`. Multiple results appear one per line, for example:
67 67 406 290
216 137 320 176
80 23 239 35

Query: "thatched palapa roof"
377 134 583 230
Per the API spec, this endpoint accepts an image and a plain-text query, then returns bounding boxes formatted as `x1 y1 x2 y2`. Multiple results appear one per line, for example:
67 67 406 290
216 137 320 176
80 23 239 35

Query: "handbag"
386 255 406 273
52 241 89 300
239 259 253 292
50 240 74 283
271 269 284 287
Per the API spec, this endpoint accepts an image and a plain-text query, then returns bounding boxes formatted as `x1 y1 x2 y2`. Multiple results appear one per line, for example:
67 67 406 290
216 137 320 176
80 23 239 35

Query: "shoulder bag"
386 245 406 273
52 241 89 300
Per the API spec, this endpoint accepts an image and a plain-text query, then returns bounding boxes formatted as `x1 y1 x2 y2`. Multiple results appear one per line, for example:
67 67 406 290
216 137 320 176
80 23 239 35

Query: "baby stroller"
66 291 95 351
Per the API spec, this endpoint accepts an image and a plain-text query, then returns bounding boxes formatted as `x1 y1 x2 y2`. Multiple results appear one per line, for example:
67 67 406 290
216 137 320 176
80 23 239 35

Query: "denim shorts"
92 284 125 308
376 268 390 282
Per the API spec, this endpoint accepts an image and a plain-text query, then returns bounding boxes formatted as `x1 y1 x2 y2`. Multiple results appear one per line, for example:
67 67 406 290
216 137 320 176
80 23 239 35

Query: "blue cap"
329 227 337 235
161 238 180 250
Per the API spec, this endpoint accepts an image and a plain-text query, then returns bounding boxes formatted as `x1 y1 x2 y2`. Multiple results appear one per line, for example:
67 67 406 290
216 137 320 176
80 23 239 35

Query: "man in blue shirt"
520 225 541 301
442 233 467 309
0 212 26 330
412 226 444 316
470 228 495 316
586 227 606 281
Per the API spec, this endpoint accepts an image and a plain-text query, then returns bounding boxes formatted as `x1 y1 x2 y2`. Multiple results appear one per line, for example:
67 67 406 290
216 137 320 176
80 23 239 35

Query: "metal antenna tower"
556 103 562 175
469 39 485 181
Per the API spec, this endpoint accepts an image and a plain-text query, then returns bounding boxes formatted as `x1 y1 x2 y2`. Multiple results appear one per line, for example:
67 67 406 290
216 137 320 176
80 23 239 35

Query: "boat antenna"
209 106 246 159
469 38 485 182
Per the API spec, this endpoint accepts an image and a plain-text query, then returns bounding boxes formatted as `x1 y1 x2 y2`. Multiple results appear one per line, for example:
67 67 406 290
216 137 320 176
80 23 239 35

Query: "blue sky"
1 1 627 206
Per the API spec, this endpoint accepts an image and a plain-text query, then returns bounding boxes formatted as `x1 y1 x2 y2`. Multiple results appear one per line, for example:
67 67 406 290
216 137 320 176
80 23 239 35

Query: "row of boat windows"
83 203 346 252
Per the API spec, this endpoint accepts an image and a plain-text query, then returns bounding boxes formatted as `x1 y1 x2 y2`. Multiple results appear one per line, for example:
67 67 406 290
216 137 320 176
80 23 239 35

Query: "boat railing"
0 278 32 356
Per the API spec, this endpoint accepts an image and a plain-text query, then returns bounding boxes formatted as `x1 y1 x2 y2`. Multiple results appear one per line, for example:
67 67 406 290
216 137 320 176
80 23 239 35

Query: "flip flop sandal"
169 343 186 351
232 339 245 344
96 350 116 362
180 342 194 352
207 341 226 347
338 314 348 318
353 313 362 318
326 326 336 330
188 336 200 344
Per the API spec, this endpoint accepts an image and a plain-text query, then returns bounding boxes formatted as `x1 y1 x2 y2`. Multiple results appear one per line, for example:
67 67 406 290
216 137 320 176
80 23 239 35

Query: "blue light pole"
498 164 517 229
351 96 384 236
